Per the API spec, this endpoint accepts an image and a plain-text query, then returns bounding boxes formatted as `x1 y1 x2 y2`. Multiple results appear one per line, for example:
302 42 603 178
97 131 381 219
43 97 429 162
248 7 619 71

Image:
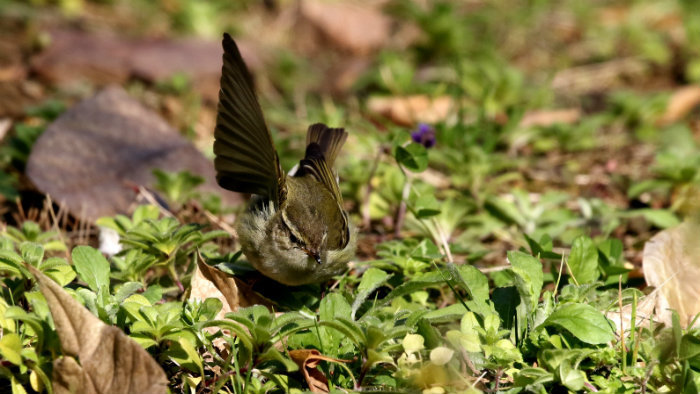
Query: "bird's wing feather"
213 33 285 206
297 129 349 247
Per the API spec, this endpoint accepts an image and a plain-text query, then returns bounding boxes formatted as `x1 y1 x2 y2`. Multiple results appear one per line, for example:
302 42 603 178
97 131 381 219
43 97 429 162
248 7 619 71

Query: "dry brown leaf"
31 29 261 102
190 258 271 313
605 291 658 335
551 58 649 95
368 94 580 130
0 81 43 118
299 0 391 56
53 356 89 394
367 95 457 126
519 108 581 128
26 265 168 394
190 257 272 353
289 349 352 393
190 259 240 319
642 221 700 328
657 86 700 126
25 86 242 221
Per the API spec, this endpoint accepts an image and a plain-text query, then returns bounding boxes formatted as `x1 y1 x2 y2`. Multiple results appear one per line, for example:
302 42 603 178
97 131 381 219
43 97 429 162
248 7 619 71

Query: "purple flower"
411 123 436 148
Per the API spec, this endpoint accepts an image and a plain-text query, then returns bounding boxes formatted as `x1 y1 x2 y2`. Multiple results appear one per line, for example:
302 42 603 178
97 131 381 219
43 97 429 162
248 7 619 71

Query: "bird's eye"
289 233 301 245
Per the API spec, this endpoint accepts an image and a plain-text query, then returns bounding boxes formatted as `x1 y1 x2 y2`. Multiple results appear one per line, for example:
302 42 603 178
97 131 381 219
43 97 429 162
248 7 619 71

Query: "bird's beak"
302 247 323 264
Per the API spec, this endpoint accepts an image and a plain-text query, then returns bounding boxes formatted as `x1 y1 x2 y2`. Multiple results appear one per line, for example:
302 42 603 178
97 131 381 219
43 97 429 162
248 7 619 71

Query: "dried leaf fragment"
289 349 352 393
26 265 168 394
551 58 649 95
642 221 700 328
519 108 581 128
190 257 271 316
605 291 658 335
299 0 391 55
657 85 700 126
367 95 457 126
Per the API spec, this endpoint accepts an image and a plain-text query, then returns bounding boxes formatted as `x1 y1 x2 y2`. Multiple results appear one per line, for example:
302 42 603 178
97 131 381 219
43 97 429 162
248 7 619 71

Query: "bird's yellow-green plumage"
213 33 356 286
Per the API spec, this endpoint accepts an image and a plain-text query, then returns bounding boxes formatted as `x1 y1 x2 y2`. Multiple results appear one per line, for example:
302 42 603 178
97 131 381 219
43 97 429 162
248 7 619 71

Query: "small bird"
213 33 356 286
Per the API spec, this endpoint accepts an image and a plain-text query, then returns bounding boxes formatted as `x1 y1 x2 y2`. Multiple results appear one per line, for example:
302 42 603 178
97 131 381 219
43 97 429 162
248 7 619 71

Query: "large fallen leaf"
25 86 242 221
657 86 700 126
289 349 352 393
190 257 271 316
31 29 261 101
643 220 700 328
551 58 649 95
367 95 458 126
26 264 168 394
0 81 42 118
606 291 658 334
190 257 272 352
368 95 581 129
299 0 391 56
519 108 581 128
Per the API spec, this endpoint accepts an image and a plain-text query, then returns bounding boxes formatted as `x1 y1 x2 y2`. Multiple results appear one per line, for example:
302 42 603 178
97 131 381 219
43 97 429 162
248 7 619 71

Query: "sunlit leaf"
542 303 614 345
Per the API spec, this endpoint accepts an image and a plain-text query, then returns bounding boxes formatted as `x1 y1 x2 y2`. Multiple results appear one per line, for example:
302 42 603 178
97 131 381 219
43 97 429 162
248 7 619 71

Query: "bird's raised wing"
213 33 285 206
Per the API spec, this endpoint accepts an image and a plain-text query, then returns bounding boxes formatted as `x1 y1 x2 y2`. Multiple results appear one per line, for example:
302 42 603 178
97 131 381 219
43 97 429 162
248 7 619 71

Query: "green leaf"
429 346 454 365
257 347 298 372
351 268 392 320
568 236 599 284
198 298 222 321
402 334 425 353
318 319 365 348
513 367 554 387
598 239 623 265
485 196 526 226
395 143 428 172
681 334 700 370
320 293 351 322
557 360 585 391
114 282 144 303
43 264 76 287
418 303 467 324
11 375 27 394
142 285 163 304
0 333 23 365
72 246 110 292
383 271 446 303
445 330 480 353
319 293 355 353
542 303 615 344
492 286 519 331
20 242 44 267
446 263 491 316
413 194 441 218
507 251 543 317
178 337 204 377
0 250 26 276
630 209 679 228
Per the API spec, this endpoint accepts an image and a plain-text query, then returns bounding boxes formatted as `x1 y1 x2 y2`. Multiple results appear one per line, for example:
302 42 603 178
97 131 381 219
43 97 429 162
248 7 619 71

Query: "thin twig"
203 210 238 239
45 195 70 259
476 265 511 273
494 368 503 392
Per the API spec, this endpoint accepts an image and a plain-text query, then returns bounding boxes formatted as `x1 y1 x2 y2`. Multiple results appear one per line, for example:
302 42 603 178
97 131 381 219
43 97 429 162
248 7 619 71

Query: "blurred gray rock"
26 86 242 221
